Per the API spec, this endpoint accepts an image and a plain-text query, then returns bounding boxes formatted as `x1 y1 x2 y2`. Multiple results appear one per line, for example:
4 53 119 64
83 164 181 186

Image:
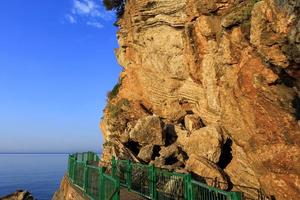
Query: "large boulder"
185 154 229 190
150 144 186 169
137 144 154 162
176 125 223 163
224 143 261 200
1 190 34 200
184 114 205 131
129 116 164 145
159 144 179 159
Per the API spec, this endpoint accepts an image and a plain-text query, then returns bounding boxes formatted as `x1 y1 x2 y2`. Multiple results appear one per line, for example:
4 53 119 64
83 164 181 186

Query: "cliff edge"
52 176 85 200
100 0 300 199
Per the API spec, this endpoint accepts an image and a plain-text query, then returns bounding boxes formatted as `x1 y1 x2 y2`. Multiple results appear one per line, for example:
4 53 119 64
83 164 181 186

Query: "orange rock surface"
100 0 300 199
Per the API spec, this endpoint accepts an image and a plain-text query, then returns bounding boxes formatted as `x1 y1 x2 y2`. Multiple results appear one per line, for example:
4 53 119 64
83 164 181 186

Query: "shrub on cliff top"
103 0 126 17
107 98 130 118
107 77 125 99
107 82 121 99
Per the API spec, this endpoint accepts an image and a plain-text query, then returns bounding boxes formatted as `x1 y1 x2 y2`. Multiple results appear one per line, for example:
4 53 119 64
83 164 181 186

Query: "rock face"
100 0 300 199
0 190 34 200
129 116 164 145
52 176 85 200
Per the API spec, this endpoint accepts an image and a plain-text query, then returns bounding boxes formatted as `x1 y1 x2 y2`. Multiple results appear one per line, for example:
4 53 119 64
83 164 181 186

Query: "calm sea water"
0 154 68 200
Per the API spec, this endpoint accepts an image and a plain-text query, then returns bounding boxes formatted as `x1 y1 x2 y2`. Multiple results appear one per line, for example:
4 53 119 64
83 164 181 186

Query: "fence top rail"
155 168 188 178
76 161 86 164
70 156 76 160
115 158 188 177
86 164 100 170
71 152 99 161
103 173 118 183
191 179 230 196
116 159 129 164
131 162 146 167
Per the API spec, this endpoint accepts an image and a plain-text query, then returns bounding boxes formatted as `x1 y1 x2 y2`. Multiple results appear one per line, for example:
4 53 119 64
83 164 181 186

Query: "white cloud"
86 21 104 29
65 14 76 24
72 0 100 17
96 11 114 21
65 0 114 29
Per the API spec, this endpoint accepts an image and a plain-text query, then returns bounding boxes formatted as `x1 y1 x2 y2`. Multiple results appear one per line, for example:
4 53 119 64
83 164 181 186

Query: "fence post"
67 155 70 177
83 161 89 194
230 192 243 200
87 151 93 161
83 152 87 161
94 154 99 162
72 159 77 183
185 174 192 200
99 167 105 200
113 177 120 200
127 160 132 191
149 164 156 200
112 156 117 178
69 156 74 180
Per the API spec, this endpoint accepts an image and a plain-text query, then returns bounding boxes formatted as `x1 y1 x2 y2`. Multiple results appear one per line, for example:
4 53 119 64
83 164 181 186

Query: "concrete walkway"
120 188 148 200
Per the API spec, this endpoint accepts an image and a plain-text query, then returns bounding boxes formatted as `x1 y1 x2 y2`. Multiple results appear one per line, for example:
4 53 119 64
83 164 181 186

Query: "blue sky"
0 0 121 153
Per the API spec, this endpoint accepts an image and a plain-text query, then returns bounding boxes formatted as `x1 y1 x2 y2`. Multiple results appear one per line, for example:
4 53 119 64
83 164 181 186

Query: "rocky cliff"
100 0 300 199
52 176 85 200
1 190 34 200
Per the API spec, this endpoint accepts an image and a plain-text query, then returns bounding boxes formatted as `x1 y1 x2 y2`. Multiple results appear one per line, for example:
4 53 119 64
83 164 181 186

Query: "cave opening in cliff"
124 140 141 156
198 118 206 128
292 95 300 120
279 70 296 88
217 138 233 169
178 146 189 161
268 67 296 88
165 154 179 165
151 145 161 160
164 124 178 146
178 116 185 127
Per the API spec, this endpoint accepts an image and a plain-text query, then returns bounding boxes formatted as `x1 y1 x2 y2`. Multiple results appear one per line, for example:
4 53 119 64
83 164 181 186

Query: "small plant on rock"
107 98 130 118
107 82 121 99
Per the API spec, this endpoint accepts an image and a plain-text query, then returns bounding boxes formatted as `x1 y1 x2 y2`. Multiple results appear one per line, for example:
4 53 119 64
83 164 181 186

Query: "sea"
0 154 68 200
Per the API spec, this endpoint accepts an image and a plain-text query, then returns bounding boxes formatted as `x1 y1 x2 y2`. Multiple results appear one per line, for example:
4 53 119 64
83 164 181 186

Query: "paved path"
120 188 147 200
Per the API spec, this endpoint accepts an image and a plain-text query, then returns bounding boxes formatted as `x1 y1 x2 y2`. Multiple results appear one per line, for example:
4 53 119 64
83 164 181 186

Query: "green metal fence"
74 161 85 189
86 165 100 199
155 169 188 200
103 173 120 200
131 163 151 198
191 180 242 200
68 155 76 181
74 152 100 162
67 153 120 200
112 159 129 187
112 157 243 200
67 153 243 200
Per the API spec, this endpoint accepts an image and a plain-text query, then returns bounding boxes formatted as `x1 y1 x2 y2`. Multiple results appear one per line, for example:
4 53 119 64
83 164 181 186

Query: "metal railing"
155 169 187 200
131 163 151 198
67 153 245 200
191 180 241 200
73 152 100 162
195 176 272 200
111 157 243 200
67 153 120 200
